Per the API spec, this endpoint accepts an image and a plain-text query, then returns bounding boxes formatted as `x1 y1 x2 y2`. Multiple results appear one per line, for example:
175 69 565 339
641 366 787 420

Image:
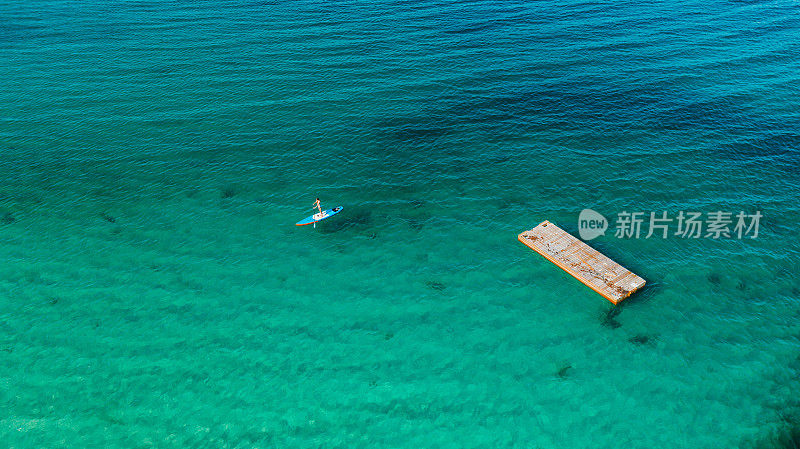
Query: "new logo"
578 209 608 240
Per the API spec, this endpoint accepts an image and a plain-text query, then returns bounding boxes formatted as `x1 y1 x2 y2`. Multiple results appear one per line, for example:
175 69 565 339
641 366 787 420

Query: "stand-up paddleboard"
296 206 344 226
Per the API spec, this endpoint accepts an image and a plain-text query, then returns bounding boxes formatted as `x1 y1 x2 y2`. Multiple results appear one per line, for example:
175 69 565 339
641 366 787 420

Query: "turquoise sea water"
1 0 799 447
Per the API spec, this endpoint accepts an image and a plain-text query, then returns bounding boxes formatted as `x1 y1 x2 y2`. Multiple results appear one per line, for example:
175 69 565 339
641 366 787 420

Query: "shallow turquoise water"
1 1 799 448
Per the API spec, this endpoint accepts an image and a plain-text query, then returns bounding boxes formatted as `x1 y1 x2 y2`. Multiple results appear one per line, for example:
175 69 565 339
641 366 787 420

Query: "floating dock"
518 221 645 304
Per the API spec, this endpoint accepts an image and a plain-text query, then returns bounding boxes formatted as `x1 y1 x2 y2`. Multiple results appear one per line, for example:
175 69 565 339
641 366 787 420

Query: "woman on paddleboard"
313 198 322 216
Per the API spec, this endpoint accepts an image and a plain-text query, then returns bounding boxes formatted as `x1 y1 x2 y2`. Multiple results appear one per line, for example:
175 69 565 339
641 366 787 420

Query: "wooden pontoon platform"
518 221 645 304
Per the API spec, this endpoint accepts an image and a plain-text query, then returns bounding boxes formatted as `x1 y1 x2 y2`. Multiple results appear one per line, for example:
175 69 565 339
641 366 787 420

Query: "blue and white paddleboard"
296 206 344 226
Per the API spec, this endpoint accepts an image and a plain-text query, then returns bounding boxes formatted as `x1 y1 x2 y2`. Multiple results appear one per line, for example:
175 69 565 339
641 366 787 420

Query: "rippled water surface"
1 1 799 447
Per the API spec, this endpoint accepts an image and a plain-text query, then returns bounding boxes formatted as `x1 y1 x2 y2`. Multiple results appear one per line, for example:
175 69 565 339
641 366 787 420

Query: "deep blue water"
1 1 799 447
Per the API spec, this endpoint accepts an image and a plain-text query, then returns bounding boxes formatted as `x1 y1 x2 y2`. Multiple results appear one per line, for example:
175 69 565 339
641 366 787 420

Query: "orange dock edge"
518 221 646 304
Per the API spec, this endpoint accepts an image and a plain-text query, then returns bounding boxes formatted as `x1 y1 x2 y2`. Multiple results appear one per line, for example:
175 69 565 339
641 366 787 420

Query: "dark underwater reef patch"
750 347 800 448
628 334 657 346
777 426 800 449
374 114 452 145
425 281 445 291
754 421 800 449
319 209 372 234
221 187 236 199
601 305 624 329
357 398 453 422
361 114 461 171
445 81 782 140
393 124 450 143
406 217 424 231
448 84 655 132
